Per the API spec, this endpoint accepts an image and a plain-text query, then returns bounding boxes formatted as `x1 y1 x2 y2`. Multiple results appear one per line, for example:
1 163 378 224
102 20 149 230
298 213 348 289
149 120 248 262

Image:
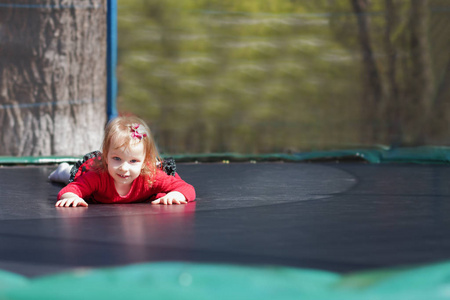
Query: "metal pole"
106 0 118 121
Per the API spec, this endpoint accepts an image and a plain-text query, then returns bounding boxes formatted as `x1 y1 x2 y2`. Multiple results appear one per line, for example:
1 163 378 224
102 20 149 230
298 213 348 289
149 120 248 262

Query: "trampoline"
1 1 450 298
0 159 449 278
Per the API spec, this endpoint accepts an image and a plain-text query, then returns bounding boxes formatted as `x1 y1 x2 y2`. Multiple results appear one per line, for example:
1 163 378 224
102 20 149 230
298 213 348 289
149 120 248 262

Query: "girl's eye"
113 157 121 161
130 159 139 164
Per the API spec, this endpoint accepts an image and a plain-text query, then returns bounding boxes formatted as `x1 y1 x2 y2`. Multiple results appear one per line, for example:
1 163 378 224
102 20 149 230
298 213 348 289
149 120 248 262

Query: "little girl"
52 116 195 207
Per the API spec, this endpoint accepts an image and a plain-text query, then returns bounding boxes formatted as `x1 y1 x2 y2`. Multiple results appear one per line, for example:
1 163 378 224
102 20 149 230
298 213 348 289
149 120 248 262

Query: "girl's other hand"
151 191 187 205
55 196 88 207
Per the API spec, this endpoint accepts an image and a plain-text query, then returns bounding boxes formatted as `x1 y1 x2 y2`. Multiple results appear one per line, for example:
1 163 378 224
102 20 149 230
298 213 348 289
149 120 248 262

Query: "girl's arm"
150 171 196 205
56 171 101 207
55 192 88 207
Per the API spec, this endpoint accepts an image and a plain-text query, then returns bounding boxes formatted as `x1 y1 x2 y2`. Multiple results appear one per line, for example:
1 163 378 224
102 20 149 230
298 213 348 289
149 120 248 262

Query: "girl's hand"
151 191 187 205
56 193 88 207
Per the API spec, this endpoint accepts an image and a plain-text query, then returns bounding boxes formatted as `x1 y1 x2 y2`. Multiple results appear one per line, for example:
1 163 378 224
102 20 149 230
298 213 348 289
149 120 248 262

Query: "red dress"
57 167 196 204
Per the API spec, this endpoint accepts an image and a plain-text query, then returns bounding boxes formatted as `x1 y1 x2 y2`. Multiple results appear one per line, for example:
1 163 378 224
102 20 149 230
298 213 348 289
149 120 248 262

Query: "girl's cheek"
109 161 120 169
131 165 142 172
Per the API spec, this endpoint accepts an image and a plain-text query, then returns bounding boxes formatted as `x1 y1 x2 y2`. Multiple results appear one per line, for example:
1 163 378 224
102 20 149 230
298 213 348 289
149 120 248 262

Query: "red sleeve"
57 171 102 200
152 170 196 202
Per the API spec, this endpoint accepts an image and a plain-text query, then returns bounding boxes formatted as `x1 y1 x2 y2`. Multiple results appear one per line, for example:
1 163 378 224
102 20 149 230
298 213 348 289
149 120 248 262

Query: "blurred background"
0 0 448 157
116 0 450 155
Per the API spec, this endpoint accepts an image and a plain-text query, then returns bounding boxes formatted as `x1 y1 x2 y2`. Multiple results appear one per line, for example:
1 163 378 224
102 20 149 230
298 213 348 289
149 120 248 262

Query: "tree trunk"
383 0 403 146
409 0 433 144
0 0 107 156
351 0 383 144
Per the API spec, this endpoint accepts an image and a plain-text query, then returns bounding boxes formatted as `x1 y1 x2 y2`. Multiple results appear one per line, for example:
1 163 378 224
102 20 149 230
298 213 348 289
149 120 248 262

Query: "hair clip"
130 123 148 140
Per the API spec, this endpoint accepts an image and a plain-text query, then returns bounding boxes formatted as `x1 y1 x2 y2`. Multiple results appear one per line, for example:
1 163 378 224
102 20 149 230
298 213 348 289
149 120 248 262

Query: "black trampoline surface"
0 162 449 277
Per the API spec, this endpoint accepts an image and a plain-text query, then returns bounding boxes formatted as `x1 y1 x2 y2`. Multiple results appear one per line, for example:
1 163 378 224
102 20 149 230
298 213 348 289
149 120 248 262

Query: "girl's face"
106 141 146 189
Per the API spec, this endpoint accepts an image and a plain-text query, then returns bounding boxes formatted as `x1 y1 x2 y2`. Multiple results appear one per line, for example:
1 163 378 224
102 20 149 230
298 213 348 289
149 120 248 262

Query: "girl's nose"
119 162 129 171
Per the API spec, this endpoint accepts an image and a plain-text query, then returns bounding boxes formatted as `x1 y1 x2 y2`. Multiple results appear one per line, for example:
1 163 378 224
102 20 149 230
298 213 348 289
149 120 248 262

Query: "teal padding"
172 146 450 163
292 148 384 163
380 146 450 163
170 152 304 162
331 260 450 300
0 270 28 290
0 263 338 300
296 146 450 163
0 146 449 165
2 261 450 300
0 156 81 165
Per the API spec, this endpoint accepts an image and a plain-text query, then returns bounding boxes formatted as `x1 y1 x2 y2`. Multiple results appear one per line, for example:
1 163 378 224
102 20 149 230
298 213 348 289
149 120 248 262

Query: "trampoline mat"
0 162 449 277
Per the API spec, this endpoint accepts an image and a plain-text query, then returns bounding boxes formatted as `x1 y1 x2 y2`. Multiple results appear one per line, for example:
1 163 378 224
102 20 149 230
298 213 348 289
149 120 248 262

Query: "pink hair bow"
130 123 148 140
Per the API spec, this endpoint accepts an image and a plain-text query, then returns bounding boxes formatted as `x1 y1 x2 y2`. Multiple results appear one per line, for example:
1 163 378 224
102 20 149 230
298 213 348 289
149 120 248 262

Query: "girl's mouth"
117 174 129 179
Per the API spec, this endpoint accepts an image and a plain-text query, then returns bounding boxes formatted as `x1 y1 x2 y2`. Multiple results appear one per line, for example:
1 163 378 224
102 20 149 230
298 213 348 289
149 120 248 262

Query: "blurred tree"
383 0 402 146
117 0 449 154
408 0 433 144
350 0 383 143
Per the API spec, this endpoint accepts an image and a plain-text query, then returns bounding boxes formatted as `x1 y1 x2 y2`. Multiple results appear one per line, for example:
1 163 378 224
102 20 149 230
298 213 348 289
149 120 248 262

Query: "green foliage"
117 0 450 154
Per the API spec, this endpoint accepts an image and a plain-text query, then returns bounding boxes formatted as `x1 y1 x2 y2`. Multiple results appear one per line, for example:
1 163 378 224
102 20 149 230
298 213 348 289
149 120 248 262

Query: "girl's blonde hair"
99 116 160 185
